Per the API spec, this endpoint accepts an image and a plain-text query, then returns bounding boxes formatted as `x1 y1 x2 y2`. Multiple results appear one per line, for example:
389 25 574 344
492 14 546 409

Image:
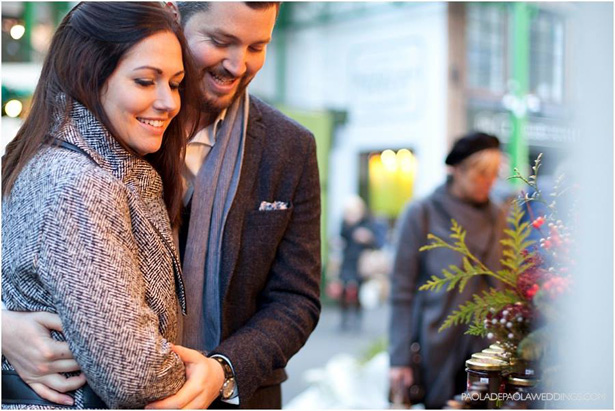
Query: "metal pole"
22 2 34 61
509 2 532 178
52 2 71 27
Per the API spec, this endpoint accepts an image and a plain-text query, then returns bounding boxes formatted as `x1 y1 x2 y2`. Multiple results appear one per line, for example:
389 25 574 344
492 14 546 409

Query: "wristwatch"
211 355 237 400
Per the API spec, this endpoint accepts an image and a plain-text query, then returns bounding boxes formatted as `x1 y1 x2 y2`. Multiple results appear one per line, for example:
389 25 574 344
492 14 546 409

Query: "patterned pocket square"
259 201 289 211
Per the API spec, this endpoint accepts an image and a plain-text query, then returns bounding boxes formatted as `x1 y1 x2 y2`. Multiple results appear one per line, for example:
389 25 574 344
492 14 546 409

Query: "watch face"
222 377 236 399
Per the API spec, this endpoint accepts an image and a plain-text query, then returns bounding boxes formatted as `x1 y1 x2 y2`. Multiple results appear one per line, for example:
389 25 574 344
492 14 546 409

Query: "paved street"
281 303 390 407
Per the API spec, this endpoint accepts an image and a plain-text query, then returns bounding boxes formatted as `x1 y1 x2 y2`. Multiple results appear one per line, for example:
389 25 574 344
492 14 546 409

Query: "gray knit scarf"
181 93 247 352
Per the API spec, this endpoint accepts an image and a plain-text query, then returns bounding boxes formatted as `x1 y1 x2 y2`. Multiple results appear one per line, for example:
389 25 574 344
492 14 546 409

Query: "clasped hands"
2 311 223 409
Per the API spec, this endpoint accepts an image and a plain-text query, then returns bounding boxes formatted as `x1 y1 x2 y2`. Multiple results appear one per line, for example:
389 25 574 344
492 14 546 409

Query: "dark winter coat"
389 181 508 408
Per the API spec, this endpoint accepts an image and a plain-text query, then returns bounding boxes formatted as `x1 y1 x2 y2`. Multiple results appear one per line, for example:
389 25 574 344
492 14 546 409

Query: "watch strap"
211 355 238 400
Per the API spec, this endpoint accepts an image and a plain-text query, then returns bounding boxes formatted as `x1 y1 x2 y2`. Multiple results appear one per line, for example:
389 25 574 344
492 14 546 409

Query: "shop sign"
471 110 578 147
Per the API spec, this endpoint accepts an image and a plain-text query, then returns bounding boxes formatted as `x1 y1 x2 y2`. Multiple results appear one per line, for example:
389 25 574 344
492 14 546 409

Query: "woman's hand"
145 344 225 409
389 366 414 405
2 311 85 405
389 366 414 389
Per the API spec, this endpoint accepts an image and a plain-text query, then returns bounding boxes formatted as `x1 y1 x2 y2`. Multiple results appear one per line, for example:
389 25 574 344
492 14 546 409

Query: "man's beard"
199 73 251 118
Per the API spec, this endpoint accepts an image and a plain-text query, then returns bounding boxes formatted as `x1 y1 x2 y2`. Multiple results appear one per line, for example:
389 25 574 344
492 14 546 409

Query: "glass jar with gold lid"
506 376 540 408
508 358 539 379
465 357 507 408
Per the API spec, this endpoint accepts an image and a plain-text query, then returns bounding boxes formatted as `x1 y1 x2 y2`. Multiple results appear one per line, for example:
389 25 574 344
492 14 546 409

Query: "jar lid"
489 344 505 352
482 348 508 359
466 357 506 371
508 377 539 387
472 352 502 361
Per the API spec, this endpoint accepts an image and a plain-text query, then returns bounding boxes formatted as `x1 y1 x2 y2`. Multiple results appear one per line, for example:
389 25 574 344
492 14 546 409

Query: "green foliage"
509 153 562 218
437 288 520 333
418 192 537 336
418 261 492 293
467 319 487 336
509 153 542 192
500 202 536 278
419 204 534 295
418 153 567 366
438 298 480 332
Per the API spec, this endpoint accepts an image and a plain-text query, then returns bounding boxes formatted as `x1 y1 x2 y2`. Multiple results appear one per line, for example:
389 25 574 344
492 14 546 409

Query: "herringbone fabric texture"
2 100 187 409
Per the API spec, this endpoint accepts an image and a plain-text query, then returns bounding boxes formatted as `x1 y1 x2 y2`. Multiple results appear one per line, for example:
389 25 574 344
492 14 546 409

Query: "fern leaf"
457 259 489 292
496 269 518 285
419 269 454 292
519 240 536 251
439 299 478 331
501 260 518 271
502 248 516 257
466 319 488 337
471 288 521 323
499 202 537 279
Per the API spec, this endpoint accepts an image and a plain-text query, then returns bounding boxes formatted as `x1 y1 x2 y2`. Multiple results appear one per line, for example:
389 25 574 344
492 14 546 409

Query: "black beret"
445 131 500 166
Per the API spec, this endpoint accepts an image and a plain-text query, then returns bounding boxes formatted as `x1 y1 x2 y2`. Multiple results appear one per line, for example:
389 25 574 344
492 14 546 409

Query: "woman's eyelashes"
170 80 183 90
134 78 154 87
134 78 182 90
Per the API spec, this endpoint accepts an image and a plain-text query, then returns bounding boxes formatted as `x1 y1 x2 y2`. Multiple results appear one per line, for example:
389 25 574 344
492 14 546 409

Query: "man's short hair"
176 2 280 26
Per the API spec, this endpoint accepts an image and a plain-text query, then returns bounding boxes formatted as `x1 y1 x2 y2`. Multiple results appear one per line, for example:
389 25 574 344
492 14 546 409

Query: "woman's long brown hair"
2 2 201 227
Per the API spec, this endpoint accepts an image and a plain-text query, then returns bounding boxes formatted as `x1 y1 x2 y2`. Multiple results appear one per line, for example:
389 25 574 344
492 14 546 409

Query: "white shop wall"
253 3 451 239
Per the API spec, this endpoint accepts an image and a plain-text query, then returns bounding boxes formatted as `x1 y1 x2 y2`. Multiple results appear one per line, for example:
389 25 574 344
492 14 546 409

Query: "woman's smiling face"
101 30 185 156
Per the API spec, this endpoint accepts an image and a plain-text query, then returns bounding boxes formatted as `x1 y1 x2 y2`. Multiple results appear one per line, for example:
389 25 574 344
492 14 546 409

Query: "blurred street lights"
9 23 25 40
4 99 23 118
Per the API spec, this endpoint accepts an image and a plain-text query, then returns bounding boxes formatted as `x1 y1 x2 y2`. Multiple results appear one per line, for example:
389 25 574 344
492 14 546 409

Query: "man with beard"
2 3 322 409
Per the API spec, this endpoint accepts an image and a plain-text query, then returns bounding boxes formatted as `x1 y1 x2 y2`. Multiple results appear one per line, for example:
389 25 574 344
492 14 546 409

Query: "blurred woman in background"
388 132 508 408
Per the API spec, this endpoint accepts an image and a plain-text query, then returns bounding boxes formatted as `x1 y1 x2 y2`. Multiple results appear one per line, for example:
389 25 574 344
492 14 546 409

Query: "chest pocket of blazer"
239 207 293 285
243 206 293 246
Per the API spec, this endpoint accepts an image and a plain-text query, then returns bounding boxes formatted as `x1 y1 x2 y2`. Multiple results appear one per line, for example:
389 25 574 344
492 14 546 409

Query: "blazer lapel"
219 98 267 300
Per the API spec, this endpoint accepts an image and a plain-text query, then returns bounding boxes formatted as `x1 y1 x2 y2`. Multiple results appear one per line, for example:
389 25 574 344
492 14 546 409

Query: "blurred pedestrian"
388 132 508 408
339 196 379 331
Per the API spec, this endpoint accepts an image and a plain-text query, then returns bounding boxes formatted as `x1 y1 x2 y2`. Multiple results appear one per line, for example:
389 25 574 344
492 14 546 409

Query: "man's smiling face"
183 3 277 116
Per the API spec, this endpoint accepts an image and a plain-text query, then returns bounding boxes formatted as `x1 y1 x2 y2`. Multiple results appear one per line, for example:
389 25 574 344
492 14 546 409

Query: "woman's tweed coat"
2 102 187 408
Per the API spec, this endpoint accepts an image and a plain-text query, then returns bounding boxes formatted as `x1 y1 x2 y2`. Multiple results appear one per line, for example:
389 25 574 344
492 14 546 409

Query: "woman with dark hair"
1 2 210 408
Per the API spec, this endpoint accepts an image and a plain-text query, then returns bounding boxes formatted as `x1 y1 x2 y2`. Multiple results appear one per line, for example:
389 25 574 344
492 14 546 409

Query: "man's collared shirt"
182 109 227 205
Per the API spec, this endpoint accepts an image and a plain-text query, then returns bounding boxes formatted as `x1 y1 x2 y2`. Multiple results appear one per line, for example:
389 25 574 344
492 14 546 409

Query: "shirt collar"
188 108 228 146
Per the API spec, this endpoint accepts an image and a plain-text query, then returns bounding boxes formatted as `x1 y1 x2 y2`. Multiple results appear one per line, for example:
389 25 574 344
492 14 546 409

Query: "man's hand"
145 344 224 409
2 311 85 406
